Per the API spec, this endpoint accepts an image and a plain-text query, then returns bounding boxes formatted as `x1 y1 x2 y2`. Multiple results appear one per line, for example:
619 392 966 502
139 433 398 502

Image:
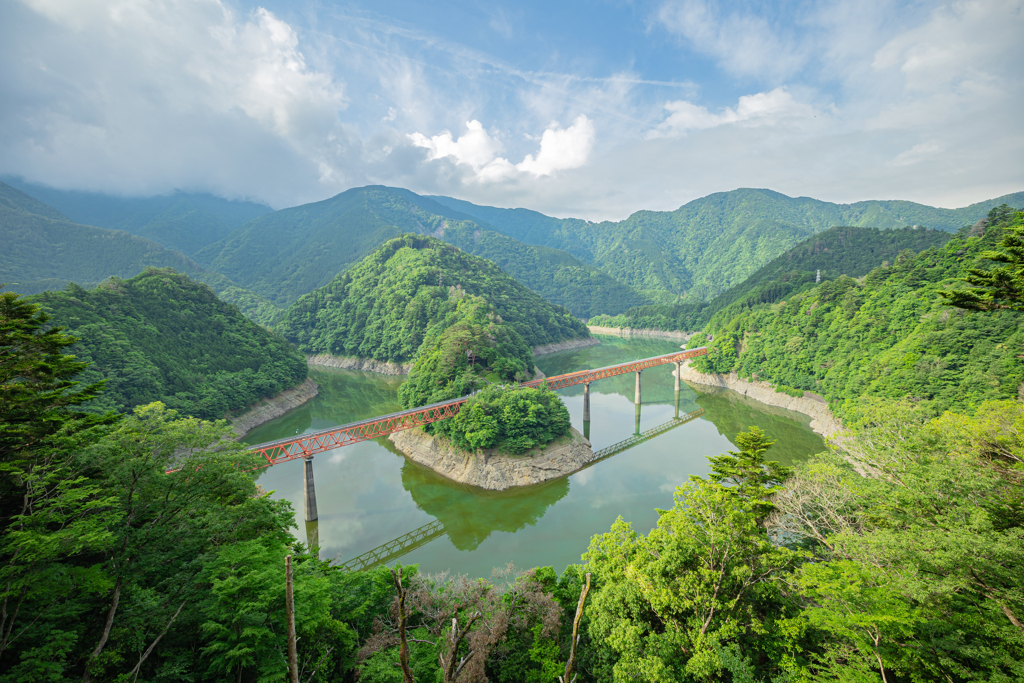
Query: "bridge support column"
303 457 318 522
674 361 681 392
583 383 591 422
634 371 642 405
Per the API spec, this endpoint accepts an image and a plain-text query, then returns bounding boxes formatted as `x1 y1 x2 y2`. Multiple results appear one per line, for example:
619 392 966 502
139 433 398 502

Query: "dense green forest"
0 180 284 325
434 188 1024 302
590 225 952 331
2 177 272 257
3 290 1021 680
196 185 647 317
278 234 590 364
29 268 307 420
687 207 1023 417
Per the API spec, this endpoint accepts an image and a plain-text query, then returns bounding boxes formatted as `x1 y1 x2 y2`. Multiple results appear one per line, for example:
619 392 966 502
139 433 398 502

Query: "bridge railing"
521 347 706 391
240 346 708 468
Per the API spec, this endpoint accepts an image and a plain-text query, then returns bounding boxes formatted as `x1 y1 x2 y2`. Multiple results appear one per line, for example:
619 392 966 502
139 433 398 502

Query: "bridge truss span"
521 347 707 391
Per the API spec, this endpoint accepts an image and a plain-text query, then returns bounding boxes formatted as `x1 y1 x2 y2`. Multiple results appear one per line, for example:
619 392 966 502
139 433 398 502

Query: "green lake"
246 335 825 578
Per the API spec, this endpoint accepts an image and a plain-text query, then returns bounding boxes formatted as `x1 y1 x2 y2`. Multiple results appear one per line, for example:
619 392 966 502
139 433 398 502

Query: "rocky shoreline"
588 326 699 342
306 354 412 375
229 378 320 437
532 336 600 356
676 361 844 439
389 427 595 490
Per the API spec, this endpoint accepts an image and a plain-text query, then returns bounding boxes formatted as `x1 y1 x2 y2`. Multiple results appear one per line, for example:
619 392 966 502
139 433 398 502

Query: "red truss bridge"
245 346 707 468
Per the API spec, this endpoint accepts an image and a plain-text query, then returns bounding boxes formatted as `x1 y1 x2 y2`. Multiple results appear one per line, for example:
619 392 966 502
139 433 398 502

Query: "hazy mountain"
2 176 272 257
0 180 281 324
198 186 648 317
431 188 1024 302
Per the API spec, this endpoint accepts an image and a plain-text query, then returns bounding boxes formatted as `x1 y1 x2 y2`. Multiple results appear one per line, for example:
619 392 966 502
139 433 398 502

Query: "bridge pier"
674 361 681 392
303 457 318 522
634 371 642 405
583 382 591 422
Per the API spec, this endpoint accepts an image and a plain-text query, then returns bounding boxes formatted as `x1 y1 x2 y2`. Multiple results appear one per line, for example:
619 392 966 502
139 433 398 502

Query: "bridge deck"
242 346 707 467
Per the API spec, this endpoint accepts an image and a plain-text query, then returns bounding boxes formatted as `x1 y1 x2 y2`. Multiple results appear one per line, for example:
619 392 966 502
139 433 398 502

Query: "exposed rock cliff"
676 361 843 439
532 337 599 356
230 378 319 437
306 354 412 375
389 427 594 490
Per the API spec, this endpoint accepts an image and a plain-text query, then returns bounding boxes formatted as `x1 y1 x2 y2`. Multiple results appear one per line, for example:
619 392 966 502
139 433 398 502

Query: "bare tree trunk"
559 573 591 683
390 567 415 683
129 601 186 682
286 556 299 683
83 576 122 683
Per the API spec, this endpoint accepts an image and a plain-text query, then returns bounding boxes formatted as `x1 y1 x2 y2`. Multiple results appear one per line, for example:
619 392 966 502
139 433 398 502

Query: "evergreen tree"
706 426 791 519
942 207 1024 311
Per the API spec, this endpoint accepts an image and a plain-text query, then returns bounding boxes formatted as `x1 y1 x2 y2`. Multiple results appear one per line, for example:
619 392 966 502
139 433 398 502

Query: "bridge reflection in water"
334 407 705 572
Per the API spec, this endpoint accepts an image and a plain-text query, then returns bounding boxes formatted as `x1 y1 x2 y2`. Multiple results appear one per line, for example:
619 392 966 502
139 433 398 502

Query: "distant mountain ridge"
195 185 648 317
431 188 1024 302
1 176 272 257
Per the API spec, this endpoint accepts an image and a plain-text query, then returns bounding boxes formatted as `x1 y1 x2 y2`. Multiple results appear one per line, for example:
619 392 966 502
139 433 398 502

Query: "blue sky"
1 0 1021 219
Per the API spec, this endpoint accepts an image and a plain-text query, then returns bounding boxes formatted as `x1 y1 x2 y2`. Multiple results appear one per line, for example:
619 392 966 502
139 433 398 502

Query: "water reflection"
250 336 826 576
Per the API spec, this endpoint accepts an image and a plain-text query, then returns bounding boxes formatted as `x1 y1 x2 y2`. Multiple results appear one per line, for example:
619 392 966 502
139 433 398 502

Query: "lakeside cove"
245 335 826 576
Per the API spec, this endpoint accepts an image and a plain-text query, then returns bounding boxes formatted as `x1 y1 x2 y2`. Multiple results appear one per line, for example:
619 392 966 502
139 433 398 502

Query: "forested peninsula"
30 268 308 420
278 234 590 364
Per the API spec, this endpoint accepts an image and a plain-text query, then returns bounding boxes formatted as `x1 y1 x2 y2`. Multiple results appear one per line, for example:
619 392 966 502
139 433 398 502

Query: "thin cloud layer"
0 0 1020 217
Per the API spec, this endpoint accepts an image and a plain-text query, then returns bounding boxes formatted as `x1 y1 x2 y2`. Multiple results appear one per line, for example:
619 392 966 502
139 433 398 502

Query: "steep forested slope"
198 186 646 317
591 225 952 331
433 188 1024 301
2 177 271 256
689 208 1023 416
277 234 589 363
31 269 306 419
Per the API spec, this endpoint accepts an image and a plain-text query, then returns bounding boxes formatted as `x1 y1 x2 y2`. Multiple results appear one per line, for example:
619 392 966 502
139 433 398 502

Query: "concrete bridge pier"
303 457 318 522
583 382 591 422
634 371 642 405
583 420 591 442
674 361 681 392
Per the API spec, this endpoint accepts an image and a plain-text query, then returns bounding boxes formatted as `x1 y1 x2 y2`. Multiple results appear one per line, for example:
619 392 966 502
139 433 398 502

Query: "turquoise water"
247 336 825 577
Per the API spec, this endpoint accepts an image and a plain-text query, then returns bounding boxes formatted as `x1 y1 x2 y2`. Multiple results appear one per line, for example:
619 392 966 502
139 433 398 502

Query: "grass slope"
31 269 307 419
277 234 590 363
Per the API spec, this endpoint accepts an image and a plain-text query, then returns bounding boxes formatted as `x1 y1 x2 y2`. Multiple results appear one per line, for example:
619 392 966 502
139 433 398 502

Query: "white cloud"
409 116 595 182
654 0 806 81
651 88 818 137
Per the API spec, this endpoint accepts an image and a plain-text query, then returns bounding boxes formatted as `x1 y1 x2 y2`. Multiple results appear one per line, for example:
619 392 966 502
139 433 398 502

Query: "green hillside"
591 224 952 331
0 180 282 325
433 188 1024 301
688 206 1023 417
277 234 589 363
198 185 647 317
2 177 272 257
30 268 307 419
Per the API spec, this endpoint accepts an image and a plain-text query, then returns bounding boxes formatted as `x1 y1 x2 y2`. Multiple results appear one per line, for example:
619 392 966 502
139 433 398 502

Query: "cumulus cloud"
651 88 818 137
409 116 595 182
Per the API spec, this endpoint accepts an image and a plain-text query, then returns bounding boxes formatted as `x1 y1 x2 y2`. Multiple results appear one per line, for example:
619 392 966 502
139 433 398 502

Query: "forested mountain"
433 188 1024 301
688 206 1023 416
0 180 282 324
2 176 271 256
277 234 589 363
197 185 647 317
591 224 952 332
30 268 306 419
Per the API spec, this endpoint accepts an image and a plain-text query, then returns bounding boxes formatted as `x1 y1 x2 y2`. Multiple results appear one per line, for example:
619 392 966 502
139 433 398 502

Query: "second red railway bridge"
244 346 708 522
